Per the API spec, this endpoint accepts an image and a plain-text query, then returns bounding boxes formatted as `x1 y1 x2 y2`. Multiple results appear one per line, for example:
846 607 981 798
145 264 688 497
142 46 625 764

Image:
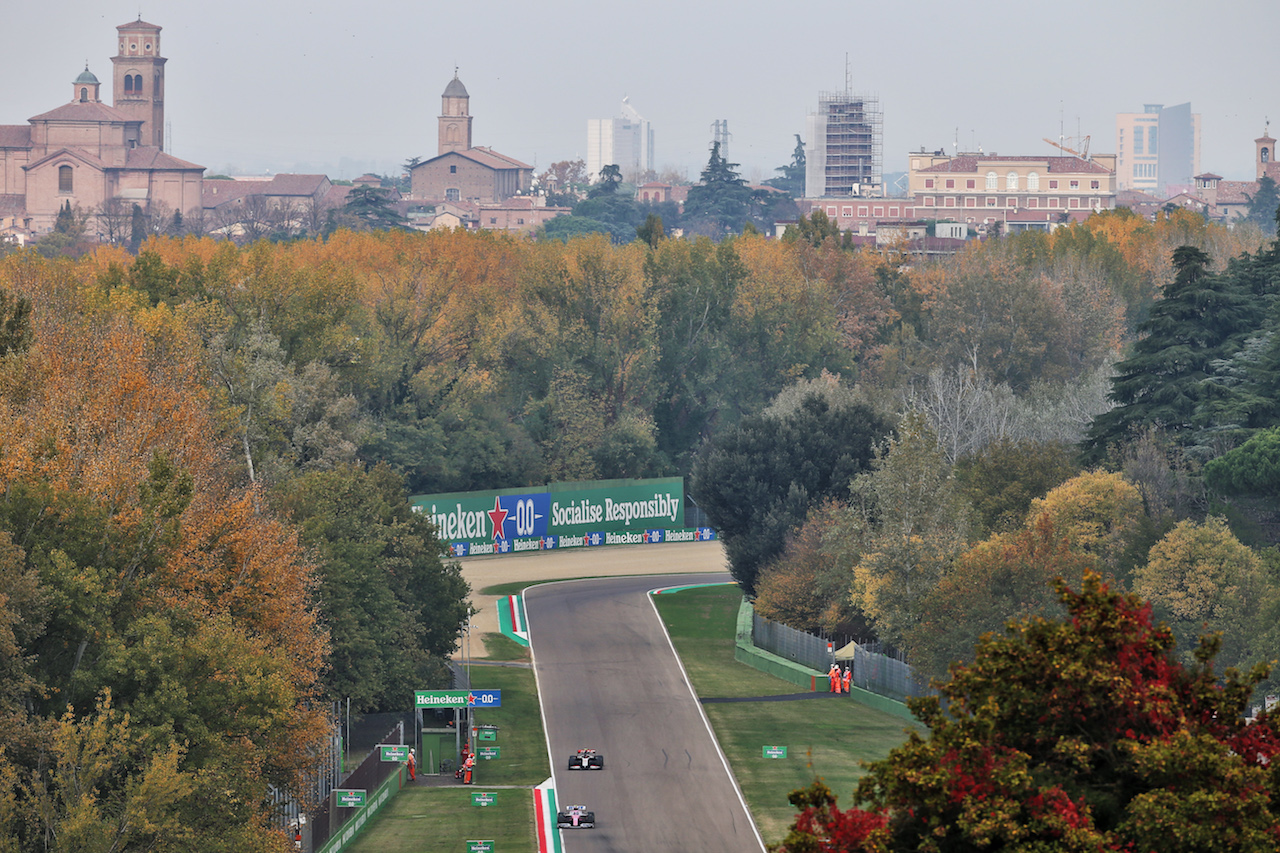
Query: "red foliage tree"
775 571 1280 852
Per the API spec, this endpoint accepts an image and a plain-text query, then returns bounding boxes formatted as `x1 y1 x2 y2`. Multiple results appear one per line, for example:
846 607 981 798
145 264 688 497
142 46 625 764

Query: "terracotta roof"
202 180 255 208
123 146 204 171
1195 173 1223 181
919 155 1110 175
29 101 135 124
265 173 330 196
1216 180 1257 205
465 147 532 170
117 19 161 31
25 147 108 171
323 185 354 207
0 126 31 148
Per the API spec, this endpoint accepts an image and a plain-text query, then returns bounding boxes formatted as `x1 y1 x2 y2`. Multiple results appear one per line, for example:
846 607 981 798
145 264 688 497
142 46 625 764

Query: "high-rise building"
805 90 882 198
586 98 653 183
1115 103 1200 197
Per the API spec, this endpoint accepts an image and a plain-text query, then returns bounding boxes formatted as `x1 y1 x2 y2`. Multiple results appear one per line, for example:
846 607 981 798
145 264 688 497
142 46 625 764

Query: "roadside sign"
478 729 497 741
415 690 502 708
471 792 497 807
477 746 500 759
466 841 495 853
763 746 787 759
334 789 366 808
379 744 410 762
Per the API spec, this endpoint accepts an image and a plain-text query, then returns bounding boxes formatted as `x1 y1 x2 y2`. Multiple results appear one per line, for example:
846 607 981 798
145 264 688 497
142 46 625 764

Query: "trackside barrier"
734 598 916 723
314 765 407 853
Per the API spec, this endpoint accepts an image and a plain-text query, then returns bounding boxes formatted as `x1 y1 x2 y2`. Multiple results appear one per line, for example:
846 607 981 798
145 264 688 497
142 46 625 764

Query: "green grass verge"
479 632 530 662
345 787 534 852
654 586 920 845
461 665 549 787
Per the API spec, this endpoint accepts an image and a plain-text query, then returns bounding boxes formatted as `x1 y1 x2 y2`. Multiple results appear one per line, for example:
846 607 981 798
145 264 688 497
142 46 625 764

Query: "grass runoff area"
346 643 544 853
348 583 915 851
653 585 920 845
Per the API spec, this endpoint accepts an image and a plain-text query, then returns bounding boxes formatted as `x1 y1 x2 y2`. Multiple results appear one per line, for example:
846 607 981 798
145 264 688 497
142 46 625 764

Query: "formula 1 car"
557 804 596 829
567 748 604 770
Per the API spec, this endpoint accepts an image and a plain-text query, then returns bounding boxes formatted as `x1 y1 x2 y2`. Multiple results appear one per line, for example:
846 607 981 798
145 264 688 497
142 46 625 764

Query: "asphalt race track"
526 574 766 852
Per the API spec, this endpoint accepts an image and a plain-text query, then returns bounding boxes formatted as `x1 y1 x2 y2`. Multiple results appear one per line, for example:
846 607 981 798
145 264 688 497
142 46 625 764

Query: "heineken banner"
411 477 717 558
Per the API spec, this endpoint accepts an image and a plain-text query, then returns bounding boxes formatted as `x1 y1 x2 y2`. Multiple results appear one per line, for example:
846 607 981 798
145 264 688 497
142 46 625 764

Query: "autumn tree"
1133 516 1264 671
777 572 1280 853
1028 469 1151 579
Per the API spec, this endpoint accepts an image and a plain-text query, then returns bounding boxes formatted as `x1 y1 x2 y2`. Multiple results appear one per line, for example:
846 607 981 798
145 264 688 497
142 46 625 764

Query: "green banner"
466 842 495 853
379 744 409 762
763 746 787 759
411 477 714 557
335 789 366 807
414 689 501 708
471 792 496 807
477 746 500 759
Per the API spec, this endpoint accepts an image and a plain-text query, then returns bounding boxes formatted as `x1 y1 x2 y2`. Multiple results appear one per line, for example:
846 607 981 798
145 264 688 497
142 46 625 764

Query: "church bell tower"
111 18 166 149
438 72 473 156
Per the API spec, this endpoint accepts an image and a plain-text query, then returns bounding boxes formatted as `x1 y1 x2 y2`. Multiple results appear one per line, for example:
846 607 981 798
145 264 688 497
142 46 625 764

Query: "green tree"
954 438 1080 535
589 164 623 197
848 412 971 646
682 142 753 236
330 185 407 232
777 571 1280 853
690 390 889 594
272 463 470 711
1204 425 1280 496
1244 174 1280 235
1085 246 1250 461
764 134 806 196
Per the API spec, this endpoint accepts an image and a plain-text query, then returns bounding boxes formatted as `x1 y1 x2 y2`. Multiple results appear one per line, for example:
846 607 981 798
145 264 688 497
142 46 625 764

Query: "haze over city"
3 0 1277 183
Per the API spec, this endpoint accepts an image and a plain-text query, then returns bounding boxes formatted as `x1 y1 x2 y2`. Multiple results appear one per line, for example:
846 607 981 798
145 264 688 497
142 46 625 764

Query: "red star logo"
487 496 508 541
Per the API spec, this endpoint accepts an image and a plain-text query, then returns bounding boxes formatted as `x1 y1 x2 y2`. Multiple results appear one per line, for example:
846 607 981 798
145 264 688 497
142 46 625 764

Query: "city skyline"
3 1 1276 185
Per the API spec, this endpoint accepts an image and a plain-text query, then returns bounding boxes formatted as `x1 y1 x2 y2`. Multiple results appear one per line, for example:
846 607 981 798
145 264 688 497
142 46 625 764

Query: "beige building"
0 18 204 239
1115 103 1201 197
907 150 1117 223
410 75 532 204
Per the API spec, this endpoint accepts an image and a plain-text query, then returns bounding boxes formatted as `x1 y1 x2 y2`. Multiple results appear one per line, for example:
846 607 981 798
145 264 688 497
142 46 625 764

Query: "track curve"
527 573 765 852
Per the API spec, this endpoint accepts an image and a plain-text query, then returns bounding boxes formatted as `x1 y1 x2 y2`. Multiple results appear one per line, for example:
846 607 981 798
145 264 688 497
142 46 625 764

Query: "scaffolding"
811 90 882 197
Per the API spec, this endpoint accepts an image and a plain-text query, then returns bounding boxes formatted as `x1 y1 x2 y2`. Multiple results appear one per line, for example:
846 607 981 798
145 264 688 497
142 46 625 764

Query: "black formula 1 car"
557 804 596 829
567 748 604 770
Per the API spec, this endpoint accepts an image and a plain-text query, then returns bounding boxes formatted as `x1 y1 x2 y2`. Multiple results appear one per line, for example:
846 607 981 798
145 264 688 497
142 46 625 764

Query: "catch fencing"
751 609 933 703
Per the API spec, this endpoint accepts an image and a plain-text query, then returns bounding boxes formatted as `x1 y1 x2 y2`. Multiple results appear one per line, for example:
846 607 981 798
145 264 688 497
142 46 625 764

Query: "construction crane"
1043 136 1090 159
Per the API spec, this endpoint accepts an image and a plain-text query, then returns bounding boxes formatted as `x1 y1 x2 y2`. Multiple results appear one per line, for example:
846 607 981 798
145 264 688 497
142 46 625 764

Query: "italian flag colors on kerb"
533 779 562 853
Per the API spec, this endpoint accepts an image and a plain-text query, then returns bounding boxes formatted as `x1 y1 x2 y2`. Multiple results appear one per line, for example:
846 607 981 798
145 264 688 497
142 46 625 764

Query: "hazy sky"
4 1 1277 184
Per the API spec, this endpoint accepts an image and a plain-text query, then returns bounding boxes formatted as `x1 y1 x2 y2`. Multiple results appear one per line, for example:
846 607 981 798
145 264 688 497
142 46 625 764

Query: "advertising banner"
411 477 716 558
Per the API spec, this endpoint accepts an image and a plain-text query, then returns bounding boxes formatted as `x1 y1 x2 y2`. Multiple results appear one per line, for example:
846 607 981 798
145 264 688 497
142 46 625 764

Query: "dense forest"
0 203 1277 848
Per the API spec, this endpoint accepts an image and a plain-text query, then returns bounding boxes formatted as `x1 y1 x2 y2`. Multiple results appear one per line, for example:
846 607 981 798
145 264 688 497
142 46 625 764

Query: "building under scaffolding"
805 90 883 198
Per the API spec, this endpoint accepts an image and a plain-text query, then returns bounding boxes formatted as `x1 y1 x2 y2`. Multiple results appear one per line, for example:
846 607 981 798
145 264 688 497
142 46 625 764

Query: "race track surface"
527 574 766 852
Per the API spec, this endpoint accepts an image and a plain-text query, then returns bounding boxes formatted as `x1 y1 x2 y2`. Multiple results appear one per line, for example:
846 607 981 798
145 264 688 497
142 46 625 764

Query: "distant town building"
586 98 654 184
804 90 883 198
1115 103 1201 197
409 75 532 204
906 149 1117 222
0 18 205 239
1193 123 1280 223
